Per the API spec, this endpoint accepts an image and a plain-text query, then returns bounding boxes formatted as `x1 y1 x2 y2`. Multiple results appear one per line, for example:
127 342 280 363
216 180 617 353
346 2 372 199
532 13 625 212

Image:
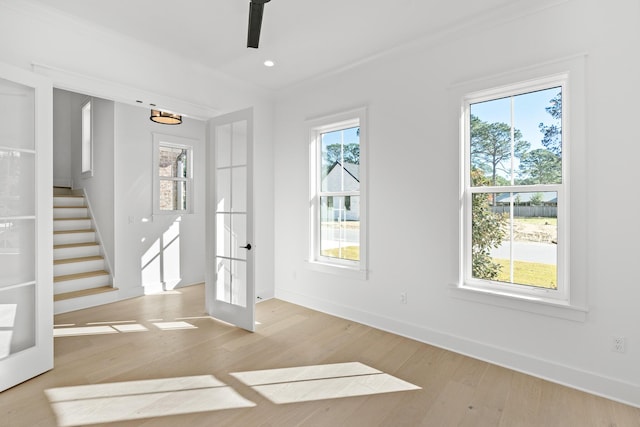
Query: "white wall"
69 95 116 271
52 88 71 187
114 103 206 298
273 0 640 407
253 103 275 300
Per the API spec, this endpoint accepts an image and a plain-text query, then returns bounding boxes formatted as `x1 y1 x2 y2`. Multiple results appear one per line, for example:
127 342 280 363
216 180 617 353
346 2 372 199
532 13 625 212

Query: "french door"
0 62 53 391
205 108 255 332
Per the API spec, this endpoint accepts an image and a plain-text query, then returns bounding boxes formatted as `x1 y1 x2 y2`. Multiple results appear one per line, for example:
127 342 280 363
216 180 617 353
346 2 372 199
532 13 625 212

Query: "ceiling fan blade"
247 0 270 48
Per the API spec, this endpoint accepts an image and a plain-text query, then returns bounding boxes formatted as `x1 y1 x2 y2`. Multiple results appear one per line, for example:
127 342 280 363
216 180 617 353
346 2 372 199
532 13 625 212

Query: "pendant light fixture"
150 109 182 125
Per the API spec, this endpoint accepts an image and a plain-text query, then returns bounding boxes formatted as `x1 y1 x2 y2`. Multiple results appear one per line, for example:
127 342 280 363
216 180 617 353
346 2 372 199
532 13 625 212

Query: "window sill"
449 283 588 322
305 259 368 280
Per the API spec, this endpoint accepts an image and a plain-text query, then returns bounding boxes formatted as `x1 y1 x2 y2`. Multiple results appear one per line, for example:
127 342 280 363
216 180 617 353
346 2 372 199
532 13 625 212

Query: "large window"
462 76 568 302
309 108 367 276
153 134 193 214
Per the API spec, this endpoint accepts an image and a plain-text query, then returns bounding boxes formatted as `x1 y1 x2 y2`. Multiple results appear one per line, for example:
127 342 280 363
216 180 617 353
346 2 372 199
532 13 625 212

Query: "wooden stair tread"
53 229 94 234
54 270 109 282
54 286 118 302
54 255 103 265
53 194 84 198
54 242 99 249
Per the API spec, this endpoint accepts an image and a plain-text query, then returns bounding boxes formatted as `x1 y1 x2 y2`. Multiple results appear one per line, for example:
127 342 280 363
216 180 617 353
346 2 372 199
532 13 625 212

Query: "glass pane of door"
0 77 36 360
0 65 53 392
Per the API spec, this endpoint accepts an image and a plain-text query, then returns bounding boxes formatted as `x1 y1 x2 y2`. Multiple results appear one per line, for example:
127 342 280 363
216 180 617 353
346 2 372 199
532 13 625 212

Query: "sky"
470 86 561 151
321 126 359 148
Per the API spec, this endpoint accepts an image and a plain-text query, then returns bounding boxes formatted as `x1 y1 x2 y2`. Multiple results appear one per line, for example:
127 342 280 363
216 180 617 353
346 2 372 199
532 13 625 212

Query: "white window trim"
307 107 368 279
152 133 194 216
80 98 93 177
452 55 588 321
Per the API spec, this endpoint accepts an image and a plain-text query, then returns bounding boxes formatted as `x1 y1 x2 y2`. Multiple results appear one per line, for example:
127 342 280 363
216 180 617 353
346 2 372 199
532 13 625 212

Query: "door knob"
240 243 252 250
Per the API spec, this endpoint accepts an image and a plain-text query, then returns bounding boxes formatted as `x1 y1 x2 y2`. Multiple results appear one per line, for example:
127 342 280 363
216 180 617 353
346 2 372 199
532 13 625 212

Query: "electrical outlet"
400 292 407 304
612 337 626 353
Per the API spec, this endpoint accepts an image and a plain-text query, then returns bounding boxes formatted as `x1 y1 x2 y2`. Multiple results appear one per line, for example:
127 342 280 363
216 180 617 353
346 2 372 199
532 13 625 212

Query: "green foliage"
529 192 544 206
323 143 360 176
471 169 507 280
518 148 561 184
470 115 530 186
538 91 562 156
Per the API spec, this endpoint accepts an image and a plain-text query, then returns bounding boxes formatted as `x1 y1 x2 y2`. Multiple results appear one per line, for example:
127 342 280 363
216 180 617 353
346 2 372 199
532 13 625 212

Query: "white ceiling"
26 0 516 91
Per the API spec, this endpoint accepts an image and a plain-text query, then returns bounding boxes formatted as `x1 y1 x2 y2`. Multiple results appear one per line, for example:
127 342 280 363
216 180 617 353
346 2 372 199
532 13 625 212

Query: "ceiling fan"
247 0 271 48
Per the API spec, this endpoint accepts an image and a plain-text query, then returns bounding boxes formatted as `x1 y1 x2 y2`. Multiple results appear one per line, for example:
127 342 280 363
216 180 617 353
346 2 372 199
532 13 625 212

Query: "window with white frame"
81 99 92 176
309 108 367 275
153 134 193 214
462 75 568 302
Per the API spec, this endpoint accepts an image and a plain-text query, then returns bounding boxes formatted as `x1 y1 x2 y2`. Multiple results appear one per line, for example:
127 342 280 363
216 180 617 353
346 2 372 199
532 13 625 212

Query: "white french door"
205 108 255 332
0 62 53 391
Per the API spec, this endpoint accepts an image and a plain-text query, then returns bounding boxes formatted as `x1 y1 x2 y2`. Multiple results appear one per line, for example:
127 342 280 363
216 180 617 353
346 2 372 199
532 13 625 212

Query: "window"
462 75 568 303
153 134 193 214
81 99 92 176
308 108 367 276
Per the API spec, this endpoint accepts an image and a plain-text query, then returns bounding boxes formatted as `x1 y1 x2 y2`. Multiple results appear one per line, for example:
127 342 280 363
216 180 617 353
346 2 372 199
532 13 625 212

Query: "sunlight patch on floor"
231 362 421 404
53 326 118 337
54 321 197 337
112 324 148 332
45 375 255 427
152 321 198 330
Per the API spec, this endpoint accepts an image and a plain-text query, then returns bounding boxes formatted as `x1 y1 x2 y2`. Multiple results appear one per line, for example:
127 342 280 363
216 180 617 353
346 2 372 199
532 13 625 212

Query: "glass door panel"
0 64 53 392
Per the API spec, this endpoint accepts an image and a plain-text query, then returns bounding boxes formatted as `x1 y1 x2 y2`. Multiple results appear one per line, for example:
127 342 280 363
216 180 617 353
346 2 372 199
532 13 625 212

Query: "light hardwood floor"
1 284 638 426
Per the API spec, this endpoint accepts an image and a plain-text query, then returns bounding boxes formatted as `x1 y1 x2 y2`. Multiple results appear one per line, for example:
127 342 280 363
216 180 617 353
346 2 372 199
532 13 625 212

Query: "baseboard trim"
117 287 144 300
275 287 639 408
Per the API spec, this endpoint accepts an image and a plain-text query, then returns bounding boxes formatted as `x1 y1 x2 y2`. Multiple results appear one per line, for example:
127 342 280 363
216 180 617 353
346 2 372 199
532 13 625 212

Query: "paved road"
491 241 557 264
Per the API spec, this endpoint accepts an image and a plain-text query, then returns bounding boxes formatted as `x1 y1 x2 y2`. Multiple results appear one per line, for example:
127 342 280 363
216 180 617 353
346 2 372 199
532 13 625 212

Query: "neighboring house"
495 192 558 206
321 161 360 221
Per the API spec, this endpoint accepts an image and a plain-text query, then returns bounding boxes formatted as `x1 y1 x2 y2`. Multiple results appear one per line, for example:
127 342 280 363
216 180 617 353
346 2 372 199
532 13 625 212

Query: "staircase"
53 188 118 314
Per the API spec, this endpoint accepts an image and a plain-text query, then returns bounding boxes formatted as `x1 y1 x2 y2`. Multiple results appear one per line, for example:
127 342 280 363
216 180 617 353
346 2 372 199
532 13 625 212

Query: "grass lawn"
515 216 557 226
494 258 557 289
321 246 360 261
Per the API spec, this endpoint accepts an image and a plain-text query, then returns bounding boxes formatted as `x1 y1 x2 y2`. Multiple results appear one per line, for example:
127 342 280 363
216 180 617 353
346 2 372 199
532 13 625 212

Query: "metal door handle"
240 243 252 250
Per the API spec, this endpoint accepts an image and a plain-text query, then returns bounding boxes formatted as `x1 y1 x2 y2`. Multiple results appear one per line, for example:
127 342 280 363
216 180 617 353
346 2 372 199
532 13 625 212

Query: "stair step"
54 207 89 219
54 242 101 261
53 229 94 234
53 229 96 245
54 217 91 221
54 255 103 265
54 286 118 302
54 242 99 249
54 270 109 283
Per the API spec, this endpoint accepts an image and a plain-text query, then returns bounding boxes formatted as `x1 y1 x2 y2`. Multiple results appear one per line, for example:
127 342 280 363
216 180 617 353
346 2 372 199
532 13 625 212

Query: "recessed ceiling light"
264 60 275 67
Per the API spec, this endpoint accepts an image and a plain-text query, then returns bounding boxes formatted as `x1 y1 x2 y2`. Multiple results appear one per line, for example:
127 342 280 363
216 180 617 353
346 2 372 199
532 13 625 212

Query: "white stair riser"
54 245 100 260
54 208 88 219
54 196 85 207
54 290 119 315
54 259 105 277
53 231 95 245
55 274 110 294
54 219 92 231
